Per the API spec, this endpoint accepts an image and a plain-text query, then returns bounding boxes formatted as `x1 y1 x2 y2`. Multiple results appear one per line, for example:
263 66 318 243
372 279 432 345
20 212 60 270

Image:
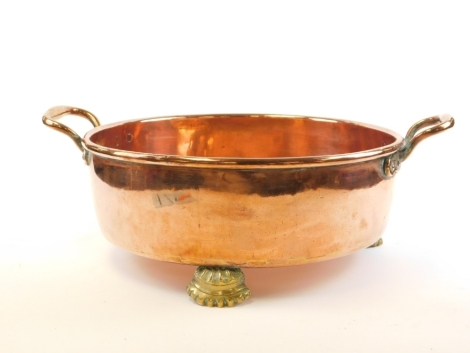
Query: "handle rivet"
383 153 401 178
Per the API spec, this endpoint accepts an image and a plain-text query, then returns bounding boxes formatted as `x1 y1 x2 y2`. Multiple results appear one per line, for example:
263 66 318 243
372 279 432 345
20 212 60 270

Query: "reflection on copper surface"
92 155 384 194
88 115 399 158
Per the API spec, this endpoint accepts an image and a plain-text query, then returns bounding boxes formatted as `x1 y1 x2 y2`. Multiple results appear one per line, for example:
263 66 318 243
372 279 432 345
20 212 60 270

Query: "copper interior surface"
88 116 398 158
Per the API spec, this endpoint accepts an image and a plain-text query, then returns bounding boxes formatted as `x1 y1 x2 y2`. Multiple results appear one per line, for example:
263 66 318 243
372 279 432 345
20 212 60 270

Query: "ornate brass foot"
367 238 383 248
187 266 251 307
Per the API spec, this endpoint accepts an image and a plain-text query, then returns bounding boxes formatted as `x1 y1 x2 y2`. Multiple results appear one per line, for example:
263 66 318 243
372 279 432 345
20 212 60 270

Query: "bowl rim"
83 114 404 169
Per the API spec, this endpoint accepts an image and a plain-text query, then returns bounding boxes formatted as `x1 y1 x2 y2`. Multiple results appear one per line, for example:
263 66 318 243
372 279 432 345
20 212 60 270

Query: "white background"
1 1 469 352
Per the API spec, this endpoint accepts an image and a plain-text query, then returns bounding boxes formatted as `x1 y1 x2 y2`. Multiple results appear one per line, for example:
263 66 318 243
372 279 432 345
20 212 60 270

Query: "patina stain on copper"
92 156 384 195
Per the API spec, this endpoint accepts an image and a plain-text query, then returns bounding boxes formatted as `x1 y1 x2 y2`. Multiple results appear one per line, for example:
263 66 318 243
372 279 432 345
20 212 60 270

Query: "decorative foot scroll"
187 266 251 307
367 238 383 248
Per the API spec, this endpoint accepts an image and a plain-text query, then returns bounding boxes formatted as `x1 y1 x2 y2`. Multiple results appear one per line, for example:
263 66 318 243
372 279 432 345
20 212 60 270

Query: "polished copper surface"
84 115 402 167
90 155 393 266
42 107 455 268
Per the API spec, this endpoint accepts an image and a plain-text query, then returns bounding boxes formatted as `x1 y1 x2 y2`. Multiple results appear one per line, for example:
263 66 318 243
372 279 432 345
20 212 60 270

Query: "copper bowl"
43 106 454 307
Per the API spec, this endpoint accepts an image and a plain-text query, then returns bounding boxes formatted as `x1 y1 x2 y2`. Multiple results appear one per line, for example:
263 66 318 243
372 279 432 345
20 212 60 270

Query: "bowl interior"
88 115 398 158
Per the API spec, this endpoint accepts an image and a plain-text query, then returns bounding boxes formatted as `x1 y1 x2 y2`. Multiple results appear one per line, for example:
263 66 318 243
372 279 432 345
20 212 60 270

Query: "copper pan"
43 106 454 307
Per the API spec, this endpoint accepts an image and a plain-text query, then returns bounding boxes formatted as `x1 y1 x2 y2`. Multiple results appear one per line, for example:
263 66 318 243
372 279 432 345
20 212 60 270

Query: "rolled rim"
83 114 404 169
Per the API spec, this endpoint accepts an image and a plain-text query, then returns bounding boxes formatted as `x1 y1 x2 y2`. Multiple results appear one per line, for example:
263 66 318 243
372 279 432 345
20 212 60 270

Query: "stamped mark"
152 191 196 209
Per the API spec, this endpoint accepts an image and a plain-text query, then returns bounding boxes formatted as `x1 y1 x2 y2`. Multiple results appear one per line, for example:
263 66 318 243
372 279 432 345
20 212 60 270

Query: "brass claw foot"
367 238 383 248
187 266 251 307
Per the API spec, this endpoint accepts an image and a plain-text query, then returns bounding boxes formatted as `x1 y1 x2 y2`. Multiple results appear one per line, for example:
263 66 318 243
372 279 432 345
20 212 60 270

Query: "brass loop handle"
383 114 454 177
42 106 101 153
399 114 454 162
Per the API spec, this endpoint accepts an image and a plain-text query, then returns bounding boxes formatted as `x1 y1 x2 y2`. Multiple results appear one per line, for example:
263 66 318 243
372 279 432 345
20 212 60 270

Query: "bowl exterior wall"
89 155 394 267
